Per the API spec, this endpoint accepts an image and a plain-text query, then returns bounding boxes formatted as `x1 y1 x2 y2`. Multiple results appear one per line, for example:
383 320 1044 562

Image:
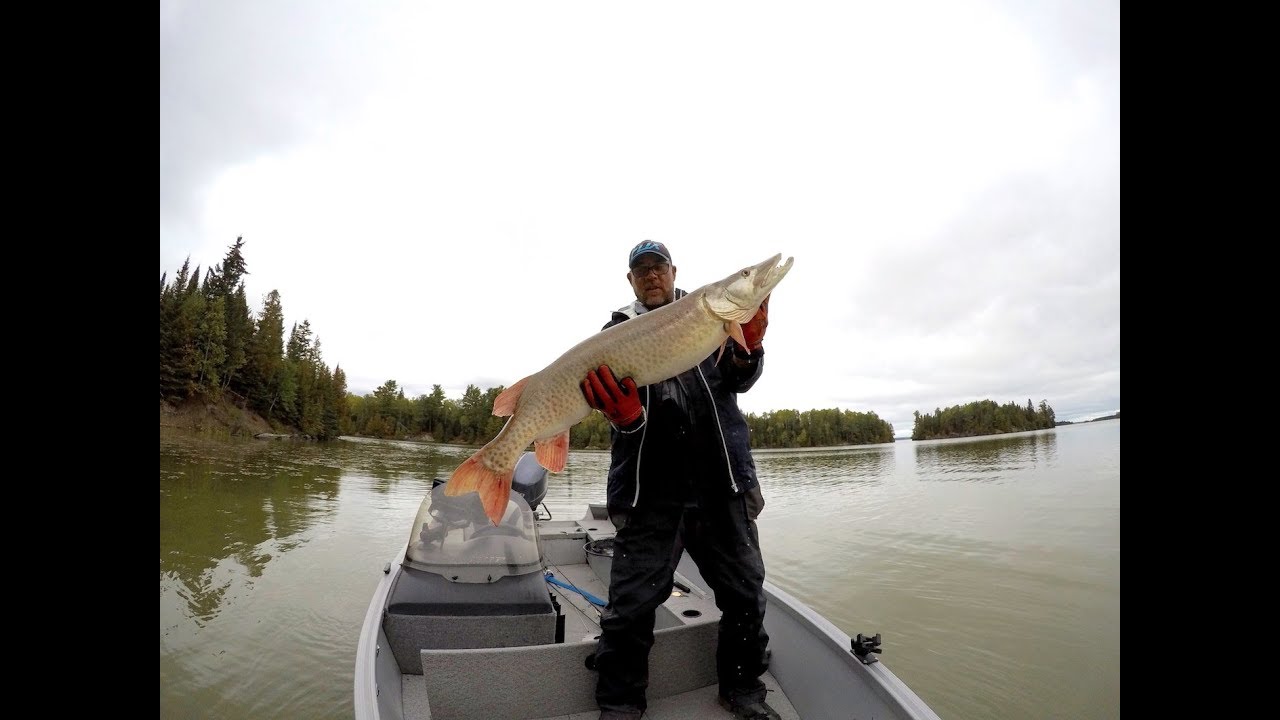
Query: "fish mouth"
752 253 793 294
713 253 795 322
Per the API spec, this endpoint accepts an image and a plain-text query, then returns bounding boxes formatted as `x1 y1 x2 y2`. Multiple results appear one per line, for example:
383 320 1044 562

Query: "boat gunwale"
354 543 407 720
762 579 943 720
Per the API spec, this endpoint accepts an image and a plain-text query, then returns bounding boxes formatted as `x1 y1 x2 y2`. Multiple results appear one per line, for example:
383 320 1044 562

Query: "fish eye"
741 270 750 277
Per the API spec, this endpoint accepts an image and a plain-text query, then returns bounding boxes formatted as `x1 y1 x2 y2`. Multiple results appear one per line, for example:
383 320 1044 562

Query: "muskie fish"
445 253 795 524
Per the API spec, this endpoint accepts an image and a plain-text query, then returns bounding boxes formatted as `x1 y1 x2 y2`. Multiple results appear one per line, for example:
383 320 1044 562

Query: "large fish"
445 253 795 524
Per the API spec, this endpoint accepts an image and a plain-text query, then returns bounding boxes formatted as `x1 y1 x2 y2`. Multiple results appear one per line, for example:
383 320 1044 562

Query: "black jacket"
602 289 764 511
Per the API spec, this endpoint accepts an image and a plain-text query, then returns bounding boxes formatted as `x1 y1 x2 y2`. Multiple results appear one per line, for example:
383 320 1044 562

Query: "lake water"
159 420 1119 719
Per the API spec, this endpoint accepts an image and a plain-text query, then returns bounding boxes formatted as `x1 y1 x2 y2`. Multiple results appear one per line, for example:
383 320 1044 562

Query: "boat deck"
391 515 800 719
401 670 800 720
534 556 798 719
530 672 799 720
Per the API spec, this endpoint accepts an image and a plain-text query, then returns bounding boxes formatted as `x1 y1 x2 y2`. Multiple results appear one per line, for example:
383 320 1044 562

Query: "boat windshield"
403 483 542 583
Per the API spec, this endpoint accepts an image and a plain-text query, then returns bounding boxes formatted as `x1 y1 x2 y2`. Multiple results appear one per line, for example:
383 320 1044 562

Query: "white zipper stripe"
631 393 650 507
695 364 738 493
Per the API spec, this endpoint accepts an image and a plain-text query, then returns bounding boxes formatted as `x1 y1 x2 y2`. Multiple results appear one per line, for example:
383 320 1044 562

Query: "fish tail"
444 452 514 525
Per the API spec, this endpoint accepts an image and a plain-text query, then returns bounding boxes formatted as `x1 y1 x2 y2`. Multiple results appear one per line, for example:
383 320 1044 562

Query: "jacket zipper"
696 364 738 493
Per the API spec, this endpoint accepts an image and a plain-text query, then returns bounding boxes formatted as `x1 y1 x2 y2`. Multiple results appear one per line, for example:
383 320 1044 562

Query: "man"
581 240 779 720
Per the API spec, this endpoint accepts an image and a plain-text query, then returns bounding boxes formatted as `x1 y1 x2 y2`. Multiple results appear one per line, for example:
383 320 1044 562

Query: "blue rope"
545 572 608 607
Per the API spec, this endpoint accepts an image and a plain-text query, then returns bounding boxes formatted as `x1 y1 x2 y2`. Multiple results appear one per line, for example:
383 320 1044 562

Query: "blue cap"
628 240 672 268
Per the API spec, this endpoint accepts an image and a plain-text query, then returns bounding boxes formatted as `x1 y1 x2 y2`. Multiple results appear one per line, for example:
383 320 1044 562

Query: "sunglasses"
631 262 670 278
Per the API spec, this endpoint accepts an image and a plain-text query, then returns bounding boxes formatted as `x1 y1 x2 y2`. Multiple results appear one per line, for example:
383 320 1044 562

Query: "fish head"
703 253 794 322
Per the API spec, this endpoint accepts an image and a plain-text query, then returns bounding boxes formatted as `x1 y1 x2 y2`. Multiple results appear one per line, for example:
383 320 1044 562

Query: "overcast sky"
160 0 1119 438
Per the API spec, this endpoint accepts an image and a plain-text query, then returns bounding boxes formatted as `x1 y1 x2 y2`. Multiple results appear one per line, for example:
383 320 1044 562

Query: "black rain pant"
594 494 769 713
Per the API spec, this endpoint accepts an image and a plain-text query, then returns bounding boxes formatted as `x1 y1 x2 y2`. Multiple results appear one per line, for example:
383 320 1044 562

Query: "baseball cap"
628 240 672 268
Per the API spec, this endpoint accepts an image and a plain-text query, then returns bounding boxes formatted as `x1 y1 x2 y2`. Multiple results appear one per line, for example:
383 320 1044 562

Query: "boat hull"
355 508 941 720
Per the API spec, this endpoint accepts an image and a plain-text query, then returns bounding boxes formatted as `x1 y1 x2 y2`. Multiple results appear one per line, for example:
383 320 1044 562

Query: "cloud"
160 1 1120 438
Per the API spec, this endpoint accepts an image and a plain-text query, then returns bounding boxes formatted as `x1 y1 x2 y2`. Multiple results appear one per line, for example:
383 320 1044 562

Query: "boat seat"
384 565 558 674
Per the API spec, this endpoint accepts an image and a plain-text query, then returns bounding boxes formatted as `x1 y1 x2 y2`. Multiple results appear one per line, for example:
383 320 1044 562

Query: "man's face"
627 255 676 308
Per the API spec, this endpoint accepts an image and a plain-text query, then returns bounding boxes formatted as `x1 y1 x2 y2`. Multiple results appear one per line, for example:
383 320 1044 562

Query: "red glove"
581 365 644 427
740 294 770 351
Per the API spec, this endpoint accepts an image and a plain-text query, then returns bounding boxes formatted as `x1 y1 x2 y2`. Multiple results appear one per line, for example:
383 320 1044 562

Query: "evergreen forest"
910 399 1057 440
161 238 1055 446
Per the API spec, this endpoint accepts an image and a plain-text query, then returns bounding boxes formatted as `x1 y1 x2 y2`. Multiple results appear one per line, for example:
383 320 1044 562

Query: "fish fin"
493 376 530 417
726 321 748 350
535 430 570 473
715 337 729 364
444 453 514 525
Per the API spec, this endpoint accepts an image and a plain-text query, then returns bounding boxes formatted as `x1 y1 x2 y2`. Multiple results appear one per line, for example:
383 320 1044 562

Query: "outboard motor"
510 451 549 514
381 452 561 674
